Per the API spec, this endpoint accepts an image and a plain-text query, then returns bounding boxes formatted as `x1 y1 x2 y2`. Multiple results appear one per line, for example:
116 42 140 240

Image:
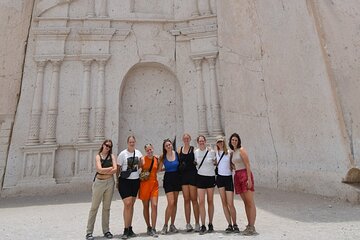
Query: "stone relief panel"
24 153 38 178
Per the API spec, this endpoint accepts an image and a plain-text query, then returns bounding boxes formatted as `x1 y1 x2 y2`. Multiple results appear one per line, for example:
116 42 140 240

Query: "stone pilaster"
44 60 62 144
27 60 47 145
94 58 108 141
206 55 223 136
99 0 108 18
193 58 209 136
192 0 200 17
86 0 96 18
78 59 92 143
204 0 212 15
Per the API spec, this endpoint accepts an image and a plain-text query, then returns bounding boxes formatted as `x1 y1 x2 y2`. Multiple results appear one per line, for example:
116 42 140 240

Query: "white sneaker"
169 224 179 233
194 223 200 232
186 223 193 232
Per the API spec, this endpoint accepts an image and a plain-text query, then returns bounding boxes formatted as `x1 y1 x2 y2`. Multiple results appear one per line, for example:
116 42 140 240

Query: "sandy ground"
0 187 359 240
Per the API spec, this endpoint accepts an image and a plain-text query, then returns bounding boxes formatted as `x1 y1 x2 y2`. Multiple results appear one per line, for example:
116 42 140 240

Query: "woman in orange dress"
139 143 159 237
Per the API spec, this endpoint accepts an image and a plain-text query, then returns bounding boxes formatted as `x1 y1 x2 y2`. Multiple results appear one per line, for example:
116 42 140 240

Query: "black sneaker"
199 225 206 235
128 226 136 237
121 228 129 239
233 224 240 233
147 226 152 236
104 231 113 239
225 224 233 233
85 233 94 240
207 223 214 233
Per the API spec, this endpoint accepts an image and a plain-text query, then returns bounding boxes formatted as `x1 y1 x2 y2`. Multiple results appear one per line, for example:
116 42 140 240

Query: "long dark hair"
98 139 113 155
159 138 172 163
229 133 241 150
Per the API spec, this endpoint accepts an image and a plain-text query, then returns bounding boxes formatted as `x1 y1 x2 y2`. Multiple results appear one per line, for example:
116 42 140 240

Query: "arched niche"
118 62 183 153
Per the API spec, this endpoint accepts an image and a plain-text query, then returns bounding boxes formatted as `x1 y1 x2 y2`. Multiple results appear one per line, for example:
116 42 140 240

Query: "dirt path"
0 187 359 240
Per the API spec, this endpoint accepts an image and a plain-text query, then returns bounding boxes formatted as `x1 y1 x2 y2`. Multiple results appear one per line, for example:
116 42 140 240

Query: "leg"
170 191 179 225
101 179 114 233
218 187 231 224
86 180 105 234
182 185 191 224
129 197 136 227
189 185 200 225
240 191 256 226
206 187 215 224
226 190 237 226
164 192 176 225
142 200 150 227
197 188 206 225
123 197 135 228
150 196 158 229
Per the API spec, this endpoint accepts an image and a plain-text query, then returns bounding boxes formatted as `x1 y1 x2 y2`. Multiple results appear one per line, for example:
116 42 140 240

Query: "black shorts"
216 175 234 192
118 177 140 199
163 171 182 193
196 174 216 189
181 170 197 186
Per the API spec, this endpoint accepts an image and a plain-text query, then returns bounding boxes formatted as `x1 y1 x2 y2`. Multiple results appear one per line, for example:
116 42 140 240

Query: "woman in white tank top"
229 133 257 235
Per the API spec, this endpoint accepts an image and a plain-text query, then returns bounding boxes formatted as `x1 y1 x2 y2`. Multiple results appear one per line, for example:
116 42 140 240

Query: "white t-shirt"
117 149 143 179
194 148 216 176
216 150 232 176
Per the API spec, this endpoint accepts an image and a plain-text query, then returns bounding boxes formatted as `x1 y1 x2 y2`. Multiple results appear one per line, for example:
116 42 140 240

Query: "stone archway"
119 63 183 153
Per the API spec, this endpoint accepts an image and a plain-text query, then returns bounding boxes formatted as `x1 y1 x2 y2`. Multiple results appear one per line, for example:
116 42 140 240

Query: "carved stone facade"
1 0 360 202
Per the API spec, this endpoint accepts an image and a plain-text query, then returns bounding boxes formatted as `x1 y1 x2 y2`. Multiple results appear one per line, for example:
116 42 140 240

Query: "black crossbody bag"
214 151 225 176
197 150 209 170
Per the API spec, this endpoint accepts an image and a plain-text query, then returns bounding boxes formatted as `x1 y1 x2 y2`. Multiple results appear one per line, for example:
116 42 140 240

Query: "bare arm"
240 147 252 188
157 155 165 172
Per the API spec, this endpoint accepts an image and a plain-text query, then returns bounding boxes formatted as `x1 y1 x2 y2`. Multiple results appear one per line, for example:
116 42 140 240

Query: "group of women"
85 133 257 240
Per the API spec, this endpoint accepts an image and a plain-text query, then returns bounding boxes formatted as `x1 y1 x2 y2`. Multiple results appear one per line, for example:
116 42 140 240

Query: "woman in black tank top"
178 133 200 232
86 140 117 240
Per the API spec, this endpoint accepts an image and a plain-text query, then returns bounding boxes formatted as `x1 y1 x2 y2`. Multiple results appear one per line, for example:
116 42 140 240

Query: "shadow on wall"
255 188 360 223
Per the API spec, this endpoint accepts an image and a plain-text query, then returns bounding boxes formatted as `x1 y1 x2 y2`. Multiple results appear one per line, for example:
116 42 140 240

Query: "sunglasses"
104 143 112 148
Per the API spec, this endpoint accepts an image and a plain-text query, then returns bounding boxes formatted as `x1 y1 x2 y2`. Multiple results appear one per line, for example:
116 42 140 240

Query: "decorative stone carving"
86 0 96 18
44 60 63 144
99 0 108 18
27 60 47 145
192 0 200 17
19 145 58 186
206 54 223 136
94 57 109 141
193 58 209 136
78 59 93 143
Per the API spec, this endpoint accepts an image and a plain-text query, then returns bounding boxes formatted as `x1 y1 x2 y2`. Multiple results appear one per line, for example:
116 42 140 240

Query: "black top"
179 146 196 172
100 154 113 168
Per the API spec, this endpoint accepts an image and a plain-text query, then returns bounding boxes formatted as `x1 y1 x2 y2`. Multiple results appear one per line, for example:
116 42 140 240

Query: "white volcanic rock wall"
0 0 359 201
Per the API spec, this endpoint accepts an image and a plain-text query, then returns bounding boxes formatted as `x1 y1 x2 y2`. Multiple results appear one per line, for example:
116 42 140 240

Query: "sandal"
104 231 113 239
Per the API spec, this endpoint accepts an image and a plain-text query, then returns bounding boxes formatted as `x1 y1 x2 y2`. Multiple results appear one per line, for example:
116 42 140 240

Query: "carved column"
44 60 62 144
193 58 209 136
204 0 212 15
192 0 200 17
78 60 92 142
99 0 108 17
94 59 107 141
86 0 96 17
206 55 223 135
27 60 47 145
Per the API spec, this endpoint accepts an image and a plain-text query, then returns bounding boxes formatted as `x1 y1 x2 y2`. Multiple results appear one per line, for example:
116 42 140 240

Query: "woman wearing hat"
215 136 239 233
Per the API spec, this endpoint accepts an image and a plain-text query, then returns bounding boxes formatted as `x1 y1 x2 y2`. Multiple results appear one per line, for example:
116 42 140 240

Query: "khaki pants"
86 177 115 234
